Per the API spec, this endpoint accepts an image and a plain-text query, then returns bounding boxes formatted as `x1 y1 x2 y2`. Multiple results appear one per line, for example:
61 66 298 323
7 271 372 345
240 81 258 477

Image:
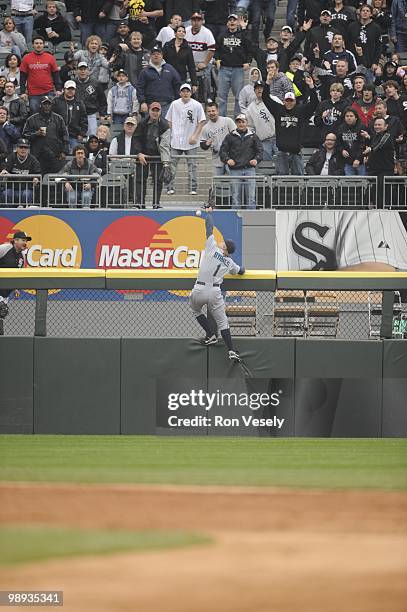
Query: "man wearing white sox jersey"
190 207 245 362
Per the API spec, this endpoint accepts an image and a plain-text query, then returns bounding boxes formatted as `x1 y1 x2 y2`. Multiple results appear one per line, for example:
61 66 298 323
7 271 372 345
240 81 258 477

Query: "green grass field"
1 436 406 490
0 526 210 566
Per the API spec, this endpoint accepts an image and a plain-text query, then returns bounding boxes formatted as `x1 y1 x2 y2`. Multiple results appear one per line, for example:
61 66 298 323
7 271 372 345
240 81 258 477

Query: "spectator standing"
216 14 252 118
0 138 41 205
1 81 28 130
363 116 395 207
390 0 407 53
351 73 366 102
136 45 181 117
304 9 340 62
22 96 70 174
59 51 77 85
219 114 263 209
10 0 36 49
85 135 108 175
107 19 131 58
317 56 354 99
163 25 197 90
108 115 138 154
0 17 27 58
305 132 342 174
19 36 62 114
352 83 376 126
246 81 277 162
200 101 235 176
165 0 200 26
262 74 318 175
298 0 330 25
96 124 111 150
73 0 114 46
255 21 312 79
314 82 349 141
74 35 111 82
370 99 405 145
348 4 382 76
156 14 182 48
107 69 139 124
121 0 163 49
74 62 108 136
320 33 358 75
383 80 406 123
264 60 294 102
329 0 356 43
200 0 229 41
34 1 72 45
62 144 100 208
0 107 20 152
337 106 366 175
52 80 88 152
119 31 150 86
165 82 206 195
238 67 261 115
133 102 171 208
0 54 21 92
185 12 216 102
236 0 277 46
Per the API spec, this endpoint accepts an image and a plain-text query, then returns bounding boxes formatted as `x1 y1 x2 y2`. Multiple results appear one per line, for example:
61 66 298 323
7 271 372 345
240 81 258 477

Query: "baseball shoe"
189 190 198 195
228 350 241 363
203 334 217 346
153 204 163 209
167 189 175 195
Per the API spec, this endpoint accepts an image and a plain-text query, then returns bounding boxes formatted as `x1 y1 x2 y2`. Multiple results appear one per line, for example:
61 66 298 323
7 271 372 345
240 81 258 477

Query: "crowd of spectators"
0 0 405 208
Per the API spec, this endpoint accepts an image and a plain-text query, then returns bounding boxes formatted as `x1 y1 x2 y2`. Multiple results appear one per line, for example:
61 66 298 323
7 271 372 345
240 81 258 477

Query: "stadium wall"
1 337 405 437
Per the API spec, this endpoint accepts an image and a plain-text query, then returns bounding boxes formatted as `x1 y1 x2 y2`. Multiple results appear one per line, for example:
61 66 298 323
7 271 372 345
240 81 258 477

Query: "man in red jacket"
19 36 62 114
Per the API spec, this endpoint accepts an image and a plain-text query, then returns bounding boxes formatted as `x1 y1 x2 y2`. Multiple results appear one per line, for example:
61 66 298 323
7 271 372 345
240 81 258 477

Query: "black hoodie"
336 118 366 164
216 28 252 67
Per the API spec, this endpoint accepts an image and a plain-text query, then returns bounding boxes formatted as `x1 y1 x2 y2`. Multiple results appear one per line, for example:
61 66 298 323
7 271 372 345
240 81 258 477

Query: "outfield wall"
1 337 406 437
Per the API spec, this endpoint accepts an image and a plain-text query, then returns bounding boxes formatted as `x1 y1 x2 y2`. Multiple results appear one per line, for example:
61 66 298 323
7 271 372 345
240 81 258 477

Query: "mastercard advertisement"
0 210 242 299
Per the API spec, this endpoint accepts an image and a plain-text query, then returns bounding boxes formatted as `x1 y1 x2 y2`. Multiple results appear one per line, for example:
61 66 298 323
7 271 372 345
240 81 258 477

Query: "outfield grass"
0 436 406 490
0 526 210 566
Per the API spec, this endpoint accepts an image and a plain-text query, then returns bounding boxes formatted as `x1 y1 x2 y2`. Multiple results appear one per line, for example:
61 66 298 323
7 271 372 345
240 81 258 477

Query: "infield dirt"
0 483 406 612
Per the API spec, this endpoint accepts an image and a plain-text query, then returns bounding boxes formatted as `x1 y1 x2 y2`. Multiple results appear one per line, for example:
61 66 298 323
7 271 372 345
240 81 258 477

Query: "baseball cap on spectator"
13 231 31 241
117 69 128 76
64 51 74 62
118 20 129 27
284 92 296 100
191 12 203 18
253 80 265 89
281 25 293 32
17 138 30 147
151 46 163 54
78 61 88 68
180 83 191 90
235 113 247 121
124 116 137 125
228 14 238 19
41 95 52 104
266 34 278 42
320 9 331 15
100 42 109 50
290 54 303 62
150 102 161 110
88 135 99 141
64 80 76 89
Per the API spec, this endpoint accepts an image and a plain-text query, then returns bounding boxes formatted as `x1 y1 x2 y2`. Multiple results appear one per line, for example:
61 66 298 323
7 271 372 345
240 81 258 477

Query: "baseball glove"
159 165 173 185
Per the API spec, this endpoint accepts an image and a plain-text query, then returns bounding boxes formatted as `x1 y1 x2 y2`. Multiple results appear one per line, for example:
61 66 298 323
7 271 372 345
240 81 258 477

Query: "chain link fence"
3 288 406 340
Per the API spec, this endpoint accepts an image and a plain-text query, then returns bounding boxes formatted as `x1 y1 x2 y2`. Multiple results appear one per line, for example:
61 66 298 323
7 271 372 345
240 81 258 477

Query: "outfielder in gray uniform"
190 207 245 362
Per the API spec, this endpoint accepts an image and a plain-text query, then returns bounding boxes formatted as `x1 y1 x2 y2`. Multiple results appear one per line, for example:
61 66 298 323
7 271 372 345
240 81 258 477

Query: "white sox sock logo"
291 222 336 270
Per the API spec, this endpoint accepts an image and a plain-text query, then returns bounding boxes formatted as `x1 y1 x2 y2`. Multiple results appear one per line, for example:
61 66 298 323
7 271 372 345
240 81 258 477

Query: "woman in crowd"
0 17 27 58
96 124 111 151
74 35 112 82
85 135 108 174
163 25 197 92
0 54 21 92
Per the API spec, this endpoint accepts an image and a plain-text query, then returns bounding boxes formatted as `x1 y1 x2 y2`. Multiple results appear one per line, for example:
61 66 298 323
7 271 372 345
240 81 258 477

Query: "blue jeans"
396 30 407 52
112 114 128 124
286 0 298 29
218 66 244 118
67 187 94 208
80 22 95 46
276 151 304 175
1 187 33 205
29 91 54 114
94 19 119 43
169 147 199 192
87 114 98 137
69 137 80 153
261 137 278 161
344 163 366 176
229 166 256 209
13 15 33 46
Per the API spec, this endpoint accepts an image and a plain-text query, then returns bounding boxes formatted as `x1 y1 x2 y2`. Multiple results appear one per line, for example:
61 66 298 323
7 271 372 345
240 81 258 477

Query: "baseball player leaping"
190 206 245 363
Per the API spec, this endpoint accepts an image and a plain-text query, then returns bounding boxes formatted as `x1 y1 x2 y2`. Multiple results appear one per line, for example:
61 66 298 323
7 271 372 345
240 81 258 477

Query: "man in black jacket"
0 138 41 206
62 144 100 208
74 63 108 136
133 102 171 208
22 96 70 174
52 80 88 153
216 14 252 117
305 132 342 175
363 116 395 207
262 74 318 174
34 1 72 44
0 230 31 335
304 9 340 63
348 4 382 75
219 113 263 209
255 21 312 79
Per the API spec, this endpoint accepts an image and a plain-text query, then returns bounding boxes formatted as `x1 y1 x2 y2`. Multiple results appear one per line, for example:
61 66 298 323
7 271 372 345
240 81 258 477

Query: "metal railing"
44 174 102 208
383 176 407 209
211 175 269 209
0 174 42 207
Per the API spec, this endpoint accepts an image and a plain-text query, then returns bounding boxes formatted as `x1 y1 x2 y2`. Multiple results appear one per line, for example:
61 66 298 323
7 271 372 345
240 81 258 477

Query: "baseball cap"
13 231 31 241
150 102 161 110
64 80 76 89
290 53 303 62
41 95 52 104
78 61 88 68
124 116 137 125
180 82 191 91
253 80 264 88
281 25 293 32
151 45 163 54
228 13 238 19
235 113 247 121
266 35 279 42
117 69 128 76
16 138 30 147
118 20 128 26
284 92 296 100
321 9 332 15
191 11 203 18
